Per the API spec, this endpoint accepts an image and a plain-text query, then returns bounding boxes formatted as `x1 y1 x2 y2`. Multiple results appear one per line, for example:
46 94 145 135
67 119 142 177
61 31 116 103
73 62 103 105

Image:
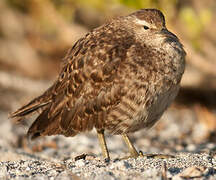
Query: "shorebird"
11 9 185 160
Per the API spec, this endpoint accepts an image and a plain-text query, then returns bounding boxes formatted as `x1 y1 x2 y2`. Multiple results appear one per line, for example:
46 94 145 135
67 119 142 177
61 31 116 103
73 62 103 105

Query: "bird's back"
11 19 136 138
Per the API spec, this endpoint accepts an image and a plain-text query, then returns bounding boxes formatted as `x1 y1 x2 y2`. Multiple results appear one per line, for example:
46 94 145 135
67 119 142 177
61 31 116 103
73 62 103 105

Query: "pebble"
75 159 86 167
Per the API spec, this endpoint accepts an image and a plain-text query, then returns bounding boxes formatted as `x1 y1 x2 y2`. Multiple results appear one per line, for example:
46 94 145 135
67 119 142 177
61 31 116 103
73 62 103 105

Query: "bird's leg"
97 129 110 161
122 134 139 158
122 134 175 159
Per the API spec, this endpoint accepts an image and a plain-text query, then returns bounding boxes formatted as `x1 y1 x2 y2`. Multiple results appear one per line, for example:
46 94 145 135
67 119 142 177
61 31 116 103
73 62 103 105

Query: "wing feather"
11 24 135 137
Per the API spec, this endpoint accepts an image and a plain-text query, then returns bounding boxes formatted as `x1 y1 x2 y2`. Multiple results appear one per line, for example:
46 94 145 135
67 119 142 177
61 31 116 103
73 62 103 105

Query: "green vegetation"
1 0 214 68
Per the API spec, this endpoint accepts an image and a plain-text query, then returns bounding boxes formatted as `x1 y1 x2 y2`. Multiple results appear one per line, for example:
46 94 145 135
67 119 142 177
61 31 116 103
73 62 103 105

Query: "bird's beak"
160 28 178 41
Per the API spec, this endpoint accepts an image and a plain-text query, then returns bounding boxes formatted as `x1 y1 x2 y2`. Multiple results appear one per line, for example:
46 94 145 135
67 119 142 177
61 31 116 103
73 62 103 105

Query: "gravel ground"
0 108 216 180
0 77 216 179
0 149 215 180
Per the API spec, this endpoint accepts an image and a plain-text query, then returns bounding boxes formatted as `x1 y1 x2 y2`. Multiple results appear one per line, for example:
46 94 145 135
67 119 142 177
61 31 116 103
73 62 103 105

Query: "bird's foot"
121 151 175 160
120 150 143 160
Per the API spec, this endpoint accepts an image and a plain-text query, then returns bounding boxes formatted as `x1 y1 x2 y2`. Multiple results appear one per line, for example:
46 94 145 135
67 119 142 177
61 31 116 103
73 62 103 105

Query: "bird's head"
122 9 179 46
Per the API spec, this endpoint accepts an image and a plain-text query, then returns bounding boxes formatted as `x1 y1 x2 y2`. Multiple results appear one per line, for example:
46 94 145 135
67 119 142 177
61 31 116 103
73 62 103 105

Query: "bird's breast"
126 84 180 133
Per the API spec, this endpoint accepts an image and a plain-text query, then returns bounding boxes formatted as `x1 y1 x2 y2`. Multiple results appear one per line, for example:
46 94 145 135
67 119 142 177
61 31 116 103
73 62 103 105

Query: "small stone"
0 165 8 178
55 171 73 180
176 166 205 178
74 159 86 167
123 161 132 169
186 144 196 151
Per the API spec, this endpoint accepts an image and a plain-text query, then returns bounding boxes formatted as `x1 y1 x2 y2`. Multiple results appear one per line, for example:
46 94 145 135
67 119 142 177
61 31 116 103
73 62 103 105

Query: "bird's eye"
143 25 149 30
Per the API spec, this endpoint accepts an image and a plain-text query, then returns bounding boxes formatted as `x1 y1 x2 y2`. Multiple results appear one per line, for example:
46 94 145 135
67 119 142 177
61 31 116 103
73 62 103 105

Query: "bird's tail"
10 90 52 120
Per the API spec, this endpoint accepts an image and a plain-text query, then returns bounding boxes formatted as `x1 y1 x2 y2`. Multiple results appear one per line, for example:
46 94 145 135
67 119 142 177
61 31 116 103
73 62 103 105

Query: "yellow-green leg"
122 134 175 159
97 130 110 161
122 134 139 158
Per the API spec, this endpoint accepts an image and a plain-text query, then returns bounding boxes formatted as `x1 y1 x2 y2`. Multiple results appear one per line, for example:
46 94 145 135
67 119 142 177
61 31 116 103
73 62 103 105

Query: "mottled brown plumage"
11 9 185 159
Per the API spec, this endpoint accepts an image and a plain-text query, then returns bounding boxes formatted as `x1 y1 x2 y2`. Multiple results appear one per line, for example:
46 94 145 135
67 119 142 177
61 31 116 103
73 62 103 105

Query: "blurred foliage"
180 7 212 50
5 1 213 24
1 0 216 81
5 0 213 43
3 0 215 48
118 0 178 12
119 0 154 9
52 0 76 21
7 0 30 13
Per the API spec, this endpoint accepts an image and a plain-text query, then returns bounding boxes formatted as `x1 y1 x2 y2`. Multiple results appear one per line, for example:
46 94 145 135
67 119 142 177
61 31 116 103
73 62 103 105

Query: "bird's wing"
11 27 135 138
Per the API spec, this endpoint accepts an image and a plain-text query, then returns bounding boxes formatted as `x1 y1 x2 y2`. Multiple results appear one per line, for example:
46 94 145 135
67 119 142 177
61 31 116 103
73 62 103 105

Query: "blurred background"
0 0 216 157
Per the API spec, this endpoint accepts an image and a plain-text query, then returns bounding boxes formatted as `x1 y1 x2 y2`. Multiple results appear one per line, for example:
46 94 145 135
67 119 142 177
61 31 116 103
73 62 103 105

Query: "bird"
11 8 186 161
